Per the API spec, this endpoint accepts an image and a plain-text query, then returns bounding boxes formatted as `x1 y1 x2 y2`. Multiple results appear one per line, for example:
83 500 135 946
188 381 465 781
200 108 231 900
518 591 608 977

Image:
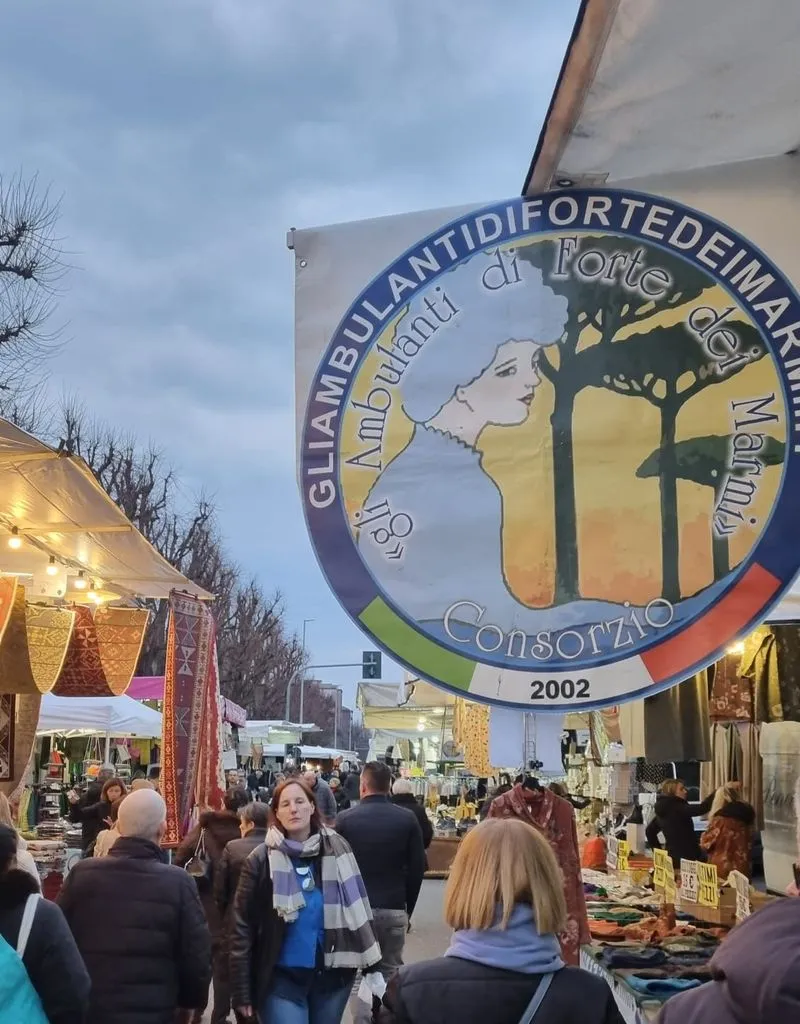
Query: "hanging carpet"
0 694 41 800
162 592 220 847
0 695 14 780
54 605 148 697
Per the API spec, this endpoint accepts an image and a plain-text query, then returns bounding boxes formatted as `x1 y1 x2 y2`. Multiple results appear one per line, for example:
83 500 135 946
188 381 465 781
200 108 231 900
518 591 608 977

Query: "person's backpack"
0 894 49 1023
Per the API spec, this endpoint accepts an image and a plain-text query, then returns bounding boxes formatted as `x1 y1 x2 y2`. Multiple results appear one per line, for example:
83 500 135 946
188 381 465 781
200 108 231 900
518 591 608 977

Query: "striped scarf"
266 826 381 970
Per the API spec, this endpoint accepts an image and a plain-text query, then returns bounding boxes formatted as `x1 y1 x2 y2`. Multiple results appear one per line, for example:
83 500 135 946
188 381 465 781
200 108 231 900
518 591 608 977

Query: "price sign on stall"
697 862 719 908
681 860 699 903
653 849 670 890
616 840 630 873
664 864 677 905
730 870 751 921
607 837 619 871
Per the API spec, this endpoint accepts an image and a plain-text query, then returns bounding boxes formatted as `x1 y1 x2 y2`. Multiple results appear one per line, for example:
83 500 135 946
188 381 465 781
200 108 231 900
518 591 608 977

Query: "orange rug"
95 606 150 694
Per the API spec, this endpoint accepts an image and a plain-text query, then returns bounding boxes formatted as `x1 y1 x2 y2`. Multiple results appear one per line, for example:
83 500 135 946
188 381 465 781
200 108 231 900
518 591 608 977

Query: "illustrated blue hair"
397 247 568 423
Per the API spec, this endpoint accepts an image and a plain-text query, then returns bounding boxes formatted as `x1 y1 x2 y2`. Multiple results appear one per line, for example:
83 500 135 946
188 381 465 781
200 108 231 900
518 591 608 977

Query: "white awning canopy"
0 417 211 601
525 0 800 192
37 693 163 737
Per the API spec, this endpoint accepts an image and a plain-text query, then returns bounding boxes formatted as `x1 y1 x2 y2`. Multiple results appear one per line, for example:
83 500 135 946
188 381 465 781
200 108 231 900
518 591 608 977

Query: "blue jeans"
261 979 351 1024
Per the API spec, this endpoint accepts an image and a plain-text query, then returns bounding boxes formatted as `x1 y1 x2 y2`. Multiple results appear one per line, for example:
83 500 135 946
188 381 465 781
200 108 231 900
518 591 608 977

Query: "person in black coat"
58 788 212 1024
67 767 115 852
377 818 623 1024
645 779 727 866
391 780 433 849
214 801 269 922
0 824 90 1024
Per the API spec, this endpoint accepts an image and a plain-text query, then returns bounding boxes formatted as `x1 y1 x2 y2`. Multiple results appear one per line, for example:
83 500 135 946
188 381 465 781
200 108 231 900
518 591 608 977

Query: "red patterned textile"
53 606 108 695
194 637 225 817
162 593 223 847
487 784 590 965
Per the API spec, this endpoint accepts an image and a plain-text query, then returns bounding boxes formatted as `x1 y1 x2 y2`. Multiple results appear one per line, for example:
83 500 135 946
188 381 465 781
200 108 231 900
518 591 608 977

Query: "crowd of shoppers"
9 758 800 1023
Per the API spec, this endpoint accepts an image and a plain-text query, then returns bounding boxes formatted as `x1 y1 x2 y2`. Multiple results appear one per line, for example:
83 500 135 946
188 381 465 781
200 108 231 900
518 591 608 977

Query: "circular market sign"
300 190 800 710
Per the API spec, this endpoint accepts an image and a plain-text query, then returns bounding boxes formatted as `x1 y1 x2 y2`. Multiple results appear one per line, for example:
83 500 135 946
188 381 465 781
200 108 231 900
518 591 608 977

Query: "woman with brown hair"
378 819 623 1024
700 784 756 879
67 777 128 857
230 777 380 1024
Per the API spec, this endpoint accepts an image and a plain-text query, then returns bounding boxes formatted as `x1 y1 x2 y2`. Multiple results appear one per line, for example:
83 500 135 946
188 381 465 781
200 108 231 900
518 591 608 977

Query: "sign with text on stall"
698 862 720 908
681 860 699 903
607 836 630 874
653 848 673 890
296 189 800 710
664 866 677 906
729 870 751 921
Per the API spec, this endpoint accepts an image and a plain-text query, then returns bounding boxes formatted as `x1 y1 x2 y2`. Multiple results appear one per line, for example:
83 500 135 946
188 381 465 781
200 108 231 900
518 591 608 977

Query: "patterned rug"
0 695 14 781
162 593 220 847
0 585 38 694
194 635 226 817
26 605 76 693
0 694 41 800
95 606 150 694
0 577 16 650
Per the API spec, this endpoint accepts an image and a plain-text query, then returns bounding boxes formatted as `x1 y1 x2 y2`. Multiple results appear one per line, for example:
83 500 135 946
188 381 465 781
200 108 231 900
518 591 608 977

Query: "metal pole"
333 702 338 748
285 667 301 720
299 619 313 733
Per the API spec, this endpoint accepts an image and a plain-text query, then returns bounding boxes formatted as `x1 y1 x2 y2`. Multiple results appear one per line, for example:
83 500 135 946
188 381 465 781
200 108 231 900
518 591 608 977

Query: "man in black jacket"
58 788 212 1024
336 761 425 1024
391 779 433 849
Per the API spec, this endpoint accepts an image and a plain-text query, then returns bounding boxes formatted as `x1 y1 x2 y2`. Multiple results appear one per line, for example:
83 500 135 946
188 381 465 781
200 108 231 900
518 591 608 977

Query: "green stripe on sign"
359 598 474 691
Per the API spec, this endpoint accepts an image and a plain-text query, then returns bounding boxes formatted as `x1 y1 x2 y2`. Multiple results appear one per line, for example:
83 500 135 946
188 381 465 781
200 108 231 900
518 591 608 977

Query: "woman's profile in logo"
355 246 576 638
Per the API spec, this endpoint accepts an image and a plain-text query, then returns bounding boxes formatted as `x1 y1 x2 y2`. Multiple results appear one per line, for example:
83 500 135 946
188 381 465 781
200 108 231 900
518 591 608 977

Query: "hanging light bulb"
74 571 87 590
7 527 21 550
46 556 59 577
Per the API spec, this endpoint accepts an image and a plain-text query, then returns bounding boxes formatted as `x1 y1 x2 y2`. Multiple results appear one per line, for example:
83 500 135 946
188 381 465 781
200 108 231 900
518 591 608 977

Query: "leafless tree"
43 397 305 711
0 173 66 401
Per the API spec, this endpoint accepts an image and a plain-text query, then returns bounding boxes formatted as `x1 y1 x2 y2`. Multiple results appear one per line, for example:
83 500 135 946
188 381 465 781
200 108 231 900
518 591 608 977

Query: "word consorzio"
303 189 800 512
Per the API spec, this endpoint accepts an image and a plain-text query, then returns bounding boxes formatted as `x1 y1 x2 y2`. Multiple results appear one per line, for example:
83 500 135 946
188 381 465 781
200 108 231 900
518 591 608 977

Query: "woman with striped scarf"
230 778 381 1023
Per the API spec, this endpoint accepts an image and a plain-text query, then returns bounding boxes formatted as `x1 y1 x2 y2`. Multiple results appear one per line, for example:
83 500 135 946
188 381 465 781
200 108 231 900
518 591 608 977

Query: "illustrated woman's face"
276 784 314 839
458 339 542 427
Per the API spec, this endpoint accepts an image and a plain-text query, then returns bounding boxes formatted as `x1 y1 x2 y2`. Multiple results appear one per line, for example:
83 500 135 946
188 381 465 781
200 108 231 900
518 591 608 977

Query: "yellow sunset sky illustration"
339 243 786 610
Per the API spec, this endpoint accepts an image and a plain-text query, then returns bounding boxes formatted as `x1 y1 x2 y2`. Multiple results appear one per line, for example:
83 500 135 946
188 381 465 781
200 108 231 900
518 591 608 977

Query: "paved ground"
204 880 449 1023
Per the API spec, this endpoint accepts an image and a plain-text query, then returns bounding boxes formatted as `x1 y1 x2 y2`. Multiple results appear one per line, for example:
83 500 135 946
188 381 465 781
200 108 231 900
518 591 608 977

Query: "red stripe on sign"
641 563 782 684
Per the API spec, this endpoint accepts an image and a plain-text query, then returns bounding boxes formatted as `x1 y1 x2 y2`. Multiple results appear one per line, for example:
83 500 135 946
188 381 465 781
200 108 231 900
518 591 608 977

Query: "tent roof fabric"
37 693 163 737
524 0 800 192
0 417 212 601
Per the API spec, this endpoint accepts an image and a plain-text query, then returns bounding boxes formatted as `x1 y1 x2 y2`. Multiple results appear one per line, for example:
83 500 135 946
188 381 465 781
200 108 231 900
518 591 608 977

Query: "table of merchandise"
581 869 733 1021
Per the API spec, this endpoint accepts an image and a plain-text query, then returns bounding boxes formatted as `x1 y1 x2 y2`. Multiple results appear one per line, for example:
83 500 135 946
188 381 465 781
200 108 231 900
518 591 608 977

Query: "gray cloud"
1 0 579 698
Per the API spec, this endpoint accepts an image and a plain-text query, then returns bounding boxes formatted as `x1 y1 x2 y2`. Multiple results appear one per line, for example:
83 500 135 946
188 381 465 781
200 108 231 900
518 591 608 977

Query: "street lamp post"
298 619 314 729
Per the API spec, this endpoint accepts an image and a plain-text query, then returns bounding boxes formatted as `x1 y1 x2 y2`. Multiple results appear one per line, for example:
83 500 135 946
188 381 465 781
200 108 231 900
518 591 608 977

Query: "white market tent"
37 693 162 738
300 745 358 761
524 0 800 625
0 417 212 601
525 0 800 192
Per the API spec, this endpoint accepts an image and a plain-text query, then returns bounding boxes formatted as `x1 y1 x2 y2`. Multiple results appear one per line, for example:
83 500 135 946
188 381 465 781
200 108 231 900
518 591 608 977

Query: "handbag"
184 829 211 884
518 972 555 1024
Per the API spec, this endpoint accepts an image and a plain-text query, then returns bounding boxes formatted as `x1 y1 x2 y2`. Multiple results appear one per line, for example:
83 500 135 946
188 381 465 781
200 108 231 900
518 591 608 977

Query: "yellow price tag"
653 849 670 889
617 840 630 872
729 870 750 921
664 867 677 905
698 862 719 908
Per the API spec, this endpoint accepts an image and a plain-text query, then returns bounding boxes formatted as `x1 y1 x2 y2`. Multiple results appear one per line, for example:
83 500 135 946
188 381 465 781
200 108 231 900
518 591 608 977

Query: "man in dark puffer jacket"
58 788 212 1024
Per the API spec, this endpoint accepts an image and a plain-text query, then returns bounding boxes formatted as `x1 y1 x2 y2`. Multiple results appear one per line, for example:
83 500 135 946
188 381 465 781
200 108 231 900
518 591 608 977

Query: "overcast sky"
2 0 579 707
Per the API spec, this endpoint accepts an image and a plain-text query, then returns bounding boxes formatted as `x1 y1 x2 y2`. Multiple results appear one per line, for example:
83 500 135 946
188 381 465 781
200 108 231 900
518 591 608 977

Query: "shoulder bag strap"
194 828 206 858
16 894 41 958
518 972 555 1024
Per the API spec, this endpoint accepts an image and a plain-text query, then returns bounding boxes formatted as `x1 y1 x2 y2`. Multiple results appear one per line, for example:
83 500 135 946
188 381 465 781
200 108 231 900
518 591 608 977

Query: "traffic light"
362 650 382 679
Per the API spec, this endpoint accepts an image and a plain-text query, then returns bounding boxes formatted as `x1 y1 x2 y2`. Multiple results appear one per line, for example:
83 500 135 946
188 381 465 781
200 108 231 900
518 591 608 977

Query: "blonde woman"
700 785 755 880
0 793 39 887
377 819 624 1024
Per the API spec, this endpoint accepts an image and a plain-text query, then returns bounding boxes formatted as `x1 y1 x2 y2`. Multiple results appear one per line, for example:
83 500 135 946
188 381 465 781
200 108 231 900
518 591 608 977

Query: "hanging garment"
643 672 712 763
487 784 589 966
619 701 646 759
709 654 753 722
772 625 800 722
741 626 783 723
739 724 763 829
